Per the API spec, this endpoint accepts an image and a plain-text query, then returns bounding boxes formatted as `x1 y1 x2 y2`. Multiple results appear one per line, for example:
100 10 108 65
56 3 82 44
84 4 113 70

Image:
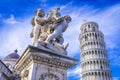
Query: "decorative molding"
15 46 77 71
39 73 59 80
21 70 29 78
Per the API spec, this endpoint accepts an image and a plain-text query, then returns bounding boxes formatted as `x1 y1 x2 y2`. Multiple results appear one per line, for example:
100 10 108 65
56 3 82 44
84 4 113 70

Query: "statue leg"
33 26 41 44
45 31 60 43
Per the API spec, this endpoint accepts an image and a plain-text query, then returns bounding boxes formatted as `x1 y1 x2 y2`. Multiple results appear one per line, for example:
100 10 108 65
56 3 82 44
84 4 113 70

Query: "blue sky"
0 0 120 80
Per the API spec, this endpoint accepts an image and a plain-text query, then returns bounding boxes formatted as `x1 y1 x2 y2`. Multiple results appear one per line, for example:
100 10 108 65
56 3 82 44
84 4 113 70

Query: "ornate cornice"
15 45 78 71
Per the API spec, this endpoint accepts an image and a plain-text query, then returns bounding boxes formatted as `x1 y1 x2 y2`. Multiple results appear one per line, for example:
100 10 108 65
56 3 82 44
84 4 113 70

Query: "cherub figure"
31 9 49 44
46 7 61 22
45 15 72 44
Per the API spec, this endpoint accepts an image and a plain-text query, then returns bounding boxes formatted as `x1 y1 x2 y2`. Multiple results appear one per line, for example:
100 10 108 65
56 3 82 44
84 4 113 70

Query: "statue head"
64 15 72 23
36 9 45 17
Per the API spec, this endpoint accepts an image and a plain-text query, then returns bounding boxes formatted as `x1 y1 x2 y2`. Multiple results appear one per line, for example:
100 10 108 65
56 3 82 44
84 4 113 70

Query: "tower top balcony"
80 22 99 33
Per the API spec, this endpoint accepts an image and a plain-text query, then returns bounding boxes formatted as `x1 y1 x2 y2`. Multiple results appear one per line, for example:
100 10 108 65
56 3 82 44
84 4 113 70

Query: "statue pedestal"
15 45 77 80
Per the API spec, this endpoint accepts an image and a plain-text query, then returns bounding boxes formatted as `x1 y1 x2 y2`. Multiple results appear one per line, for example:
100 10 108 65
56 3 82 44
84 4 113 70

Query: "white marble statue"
31 7 72 54
30 9 45 44
31 9 50 44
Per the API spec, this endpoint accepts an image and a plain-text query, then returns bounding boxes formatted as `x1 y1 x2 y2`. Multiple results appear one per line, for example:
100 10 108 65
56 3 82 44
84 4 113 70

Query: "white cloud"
68 65 81 80
3 14 18 24
113 77 120 80
0 17 32 58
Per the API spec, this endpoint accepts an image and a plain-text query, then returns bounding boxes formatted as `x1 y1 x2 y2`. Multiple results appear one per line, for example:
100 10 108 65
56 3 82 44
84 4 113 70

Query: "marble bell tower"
79 22 112 80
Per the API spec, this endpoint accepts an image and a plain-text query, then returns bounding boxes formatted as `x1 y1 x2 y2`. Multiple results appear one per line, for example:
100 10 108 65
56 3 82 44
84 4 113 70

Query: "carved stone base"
15 45 77 80
34 41 67 55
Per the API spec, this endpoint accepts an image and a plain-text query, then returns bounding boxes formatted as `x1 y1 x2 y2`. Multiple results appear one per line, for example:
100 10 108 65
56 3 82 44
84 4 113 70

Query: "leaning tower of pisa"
79 22 112 80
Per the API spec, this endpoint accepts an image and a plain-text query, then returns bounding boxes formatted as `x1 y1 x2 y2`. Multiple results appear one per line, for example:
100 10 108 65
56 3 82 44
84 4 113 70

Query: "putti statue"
30 7 71 55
